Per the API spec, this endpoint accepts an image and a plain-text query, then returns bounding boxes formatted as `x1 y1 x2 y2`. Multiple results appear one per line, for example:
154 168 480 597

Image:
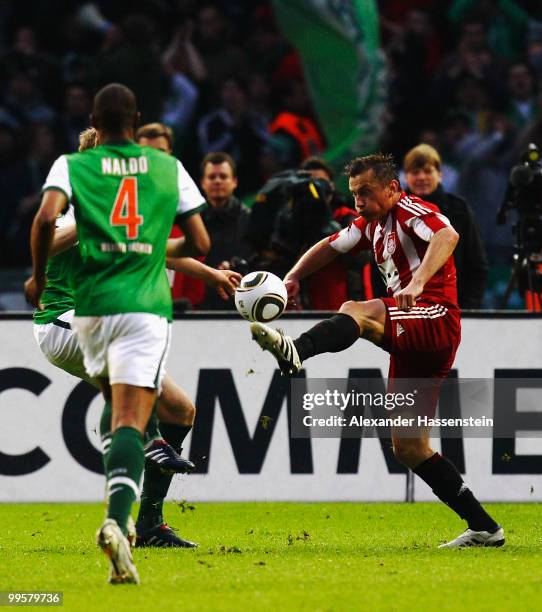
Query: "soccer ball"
235 271 288 322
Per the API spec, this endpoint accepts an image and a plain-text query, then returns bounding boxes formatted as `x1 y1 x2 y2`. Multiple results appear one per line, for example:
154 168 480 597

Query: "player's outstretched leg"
394 437 504 548
136 379 198 548
250 322 303 375
250 300 381 375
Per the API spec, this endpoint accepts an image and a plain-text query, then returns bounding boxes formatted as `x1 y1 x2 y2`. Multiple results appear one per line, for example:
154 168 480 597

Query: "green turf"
0 502 540 611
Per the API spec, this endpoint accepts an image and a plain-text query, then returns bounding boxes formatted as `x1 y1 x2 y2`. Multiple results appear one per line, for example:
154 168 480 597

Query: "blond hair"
135 122 174 151
403 143 442 173
78 127 98 152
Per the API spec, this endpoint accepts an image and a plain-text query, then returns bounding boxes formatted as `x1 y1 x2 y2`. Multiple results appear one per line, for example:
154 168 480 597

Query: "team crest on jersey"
386 232 397 254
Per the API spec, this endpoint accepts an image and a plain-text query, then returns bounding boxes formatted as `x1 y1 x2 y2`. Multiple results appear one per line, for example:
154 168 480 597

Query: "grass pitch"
0 502 540 611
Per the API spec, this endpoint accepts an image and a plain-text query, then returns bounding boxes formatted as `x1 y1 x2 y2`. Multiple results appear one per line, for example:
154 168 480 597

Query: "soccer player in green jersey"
25 84 210 584
32 125 239 551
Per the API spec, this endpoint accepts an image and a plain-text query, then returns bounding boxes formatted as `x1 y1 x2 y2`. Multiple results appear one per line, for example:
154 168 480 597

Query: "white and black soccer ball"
235 271 288 322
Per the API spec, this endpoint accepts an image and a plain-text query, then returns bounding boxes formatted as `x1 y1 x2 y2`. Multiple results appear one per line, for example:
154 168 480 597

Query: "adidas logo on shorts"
396 323 405 337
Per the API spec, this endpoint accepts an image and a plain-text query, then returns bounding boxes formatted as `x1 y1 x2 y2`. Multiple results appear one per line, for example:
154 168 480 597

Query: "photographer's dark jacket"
200 195 252 309
407 185 488 308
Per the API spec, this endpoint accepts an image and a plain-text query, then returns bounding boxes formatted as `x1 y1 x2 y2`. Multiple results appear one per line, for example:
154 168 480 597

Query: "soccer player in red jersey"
251 153 504 548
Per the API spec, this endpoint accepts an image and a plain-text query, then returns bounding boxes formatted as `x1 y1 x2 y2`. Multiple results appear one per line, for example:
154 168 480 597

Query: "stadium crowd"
1 0 542 309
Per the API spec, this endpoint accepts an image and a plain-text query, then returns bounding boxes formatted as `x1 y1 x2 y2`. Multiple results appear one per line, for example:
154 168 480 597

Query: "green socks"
99 400 113 473
106 426 145 535
98 399 193 533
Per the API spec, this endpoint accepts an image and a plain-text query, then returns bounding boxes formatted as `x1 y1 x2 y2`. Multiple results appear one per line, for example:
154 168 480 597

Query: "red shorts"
379 298 461 417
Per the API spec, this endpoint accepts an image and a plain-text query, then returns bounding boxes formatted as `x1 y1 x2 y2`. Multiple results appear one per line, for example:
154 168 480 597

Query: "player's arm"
50 223 77 256
283 238 340 300
284 218 370 301
395 226 459 310
166 257 241 300
168 158 211 257
166 213 210 258
24 189 69 308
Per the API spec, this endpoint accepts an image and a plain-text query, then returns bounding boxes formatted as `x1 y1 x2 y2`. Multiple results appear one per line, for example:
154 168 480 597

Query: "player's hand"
394 278 424 311
209 269 242 300
24 274 46 310
284 276 300 305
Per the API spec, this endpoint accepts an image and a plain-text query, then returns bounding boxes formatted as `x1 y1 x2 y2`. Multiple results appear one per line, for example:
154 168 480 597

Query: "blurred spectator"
198 76 269 194
505 60 538 130
0 69 56 128
383 8 443 147
404 143 488 308
163 19 207 85
0 26 61 106
161 70 199 144
59 83 92 151
527 21 542 80
448 0 531 61
198 152 252 309
454 109 516 263
98 14 166 123
431 18 506 120
269 79 325 168
3 123 60 266
193 3 249 101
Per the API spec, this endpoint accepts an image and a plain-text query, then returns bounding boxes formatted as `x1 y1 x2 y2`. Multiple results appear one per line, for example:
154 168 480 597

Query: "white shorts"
33 310 95 385
71 313 171 389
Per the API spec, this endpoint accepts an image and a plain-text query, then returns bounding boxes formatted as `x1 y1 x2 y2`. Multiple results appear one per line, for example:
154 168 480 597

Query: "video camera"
497 143 542 253
247 169 336 277
498 143 542 308
249 169 334 250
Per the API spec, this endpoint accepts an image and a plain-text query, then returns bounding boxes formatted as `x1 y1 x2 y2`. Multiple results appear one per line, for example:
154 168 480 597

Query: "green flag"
272 0 386 170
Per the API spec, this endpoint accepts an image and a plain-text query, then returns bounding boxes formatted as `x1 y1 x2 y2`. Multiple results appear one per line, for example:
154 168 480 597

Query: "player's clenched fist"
284 276 300 304
24 274 46 310
394 278 424 311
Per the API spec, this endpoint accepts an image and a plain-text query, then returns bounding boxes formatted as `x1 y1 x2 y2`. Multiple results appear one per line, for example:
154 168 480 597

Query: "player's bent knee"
339 299 385 343
393 441 429 469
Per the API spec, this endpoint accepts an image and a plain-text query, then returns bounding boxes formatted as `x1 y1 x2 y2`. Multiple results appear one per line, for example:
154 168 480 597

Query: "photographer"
404 143 488 309
199 151 252 309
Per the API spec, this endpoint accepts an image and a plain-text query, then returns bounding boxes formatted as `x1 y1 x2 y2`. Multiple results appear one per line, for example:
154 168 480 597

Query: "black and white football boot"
144 440 195 475
438 526 505 548
250 322 302 376
136 523 198 548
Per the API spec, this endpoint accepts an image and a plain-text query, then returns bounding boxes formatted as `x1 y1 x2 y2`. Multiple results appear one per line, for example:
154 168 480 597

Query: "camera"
248 170 336 276
499 143 542 220
498 143 542 307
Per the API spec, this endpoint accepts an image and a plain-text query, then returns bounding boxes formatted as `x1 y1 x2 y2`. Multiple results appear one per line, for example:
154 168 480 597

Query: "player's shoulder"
396 193 440 217
351 215 375 238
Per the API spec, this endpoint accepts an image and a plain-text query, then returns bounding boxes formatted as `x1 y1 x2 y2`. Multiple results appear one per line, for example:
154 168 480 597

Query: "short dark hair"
201 151 237 176
92 83 137 133
300 156 334 181
344 153 399 184
136 122 174 151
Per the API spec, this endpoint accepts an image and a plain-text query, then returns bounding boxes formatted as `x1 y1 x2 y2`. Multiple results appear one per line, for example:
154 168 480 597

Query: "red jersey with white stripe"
329 193 458 307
